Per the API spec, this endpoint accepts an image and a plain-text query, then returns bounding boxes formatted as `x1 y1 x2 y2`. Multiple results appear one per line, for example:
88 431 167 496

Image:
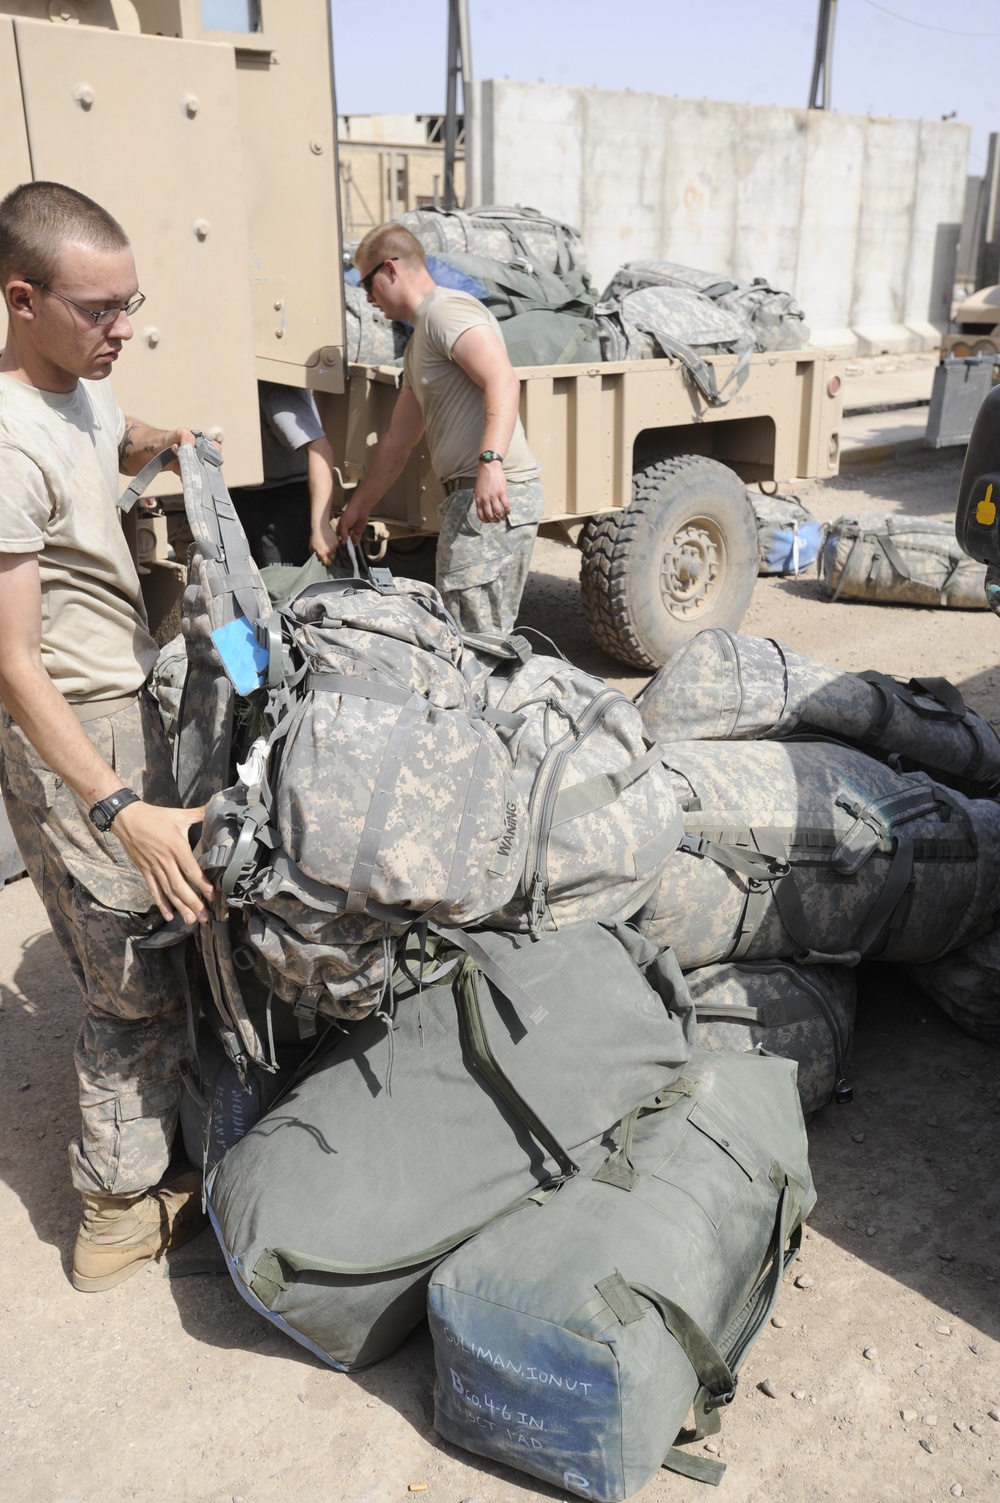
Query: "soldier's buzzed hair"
355 223 427 273
0 181 130 291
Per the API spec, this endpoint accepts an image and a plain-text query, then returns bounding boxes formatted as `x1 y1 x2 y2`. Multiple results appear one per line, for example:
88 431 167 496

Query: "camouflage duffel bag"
467 644 682 934
686 959 857 1116
601 260 809 351
429 1049 814 1500
636 628 1000 794
904 926 1000 1045
398 203 587 276
206 922 693 1371
750 493 824 575
595 284 753 406
819 513 987 608
637 741 1000 970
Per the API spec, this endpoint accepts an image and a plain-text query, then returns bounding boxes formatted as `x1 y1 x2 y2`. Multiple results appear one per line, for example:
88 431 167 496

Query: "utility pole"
443 0 472 209
808 0 838 110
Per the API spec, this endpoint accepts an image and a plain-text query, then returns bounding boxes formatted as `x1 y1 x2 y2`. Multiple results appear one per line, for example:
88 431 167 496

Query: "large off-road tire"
579 455 759 670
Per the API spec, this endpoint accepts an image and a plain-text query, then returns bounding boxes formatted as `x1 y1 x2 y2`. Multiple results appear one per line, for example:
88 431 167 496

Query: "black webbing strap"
876 531 911 585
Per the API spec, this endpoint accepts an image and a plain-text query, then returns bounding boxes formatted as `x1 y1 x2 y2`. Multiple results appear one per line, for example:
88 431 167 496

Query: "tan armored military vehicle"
943 283 1000 357
0 0 843 668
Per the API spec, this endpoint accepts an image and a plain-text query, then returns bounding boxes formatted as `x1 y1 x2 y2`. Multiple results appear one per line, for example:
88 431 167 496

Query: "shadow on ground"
806 962 1000 1347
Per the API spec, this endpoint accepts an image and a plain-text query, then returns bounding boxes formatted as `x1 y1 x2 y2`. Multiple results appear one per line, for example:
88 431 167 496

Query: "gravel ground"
1 449 998 1503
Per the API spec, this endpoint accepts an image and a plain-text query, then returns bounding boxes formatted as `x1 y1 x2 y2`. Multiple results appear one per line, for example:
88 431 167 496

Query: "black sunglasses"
360 258 397 295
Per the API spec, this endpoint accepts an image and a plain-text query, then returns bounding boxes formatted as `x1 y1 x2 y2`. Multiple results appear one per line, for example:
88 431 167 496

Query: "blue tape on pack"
211 617 269 695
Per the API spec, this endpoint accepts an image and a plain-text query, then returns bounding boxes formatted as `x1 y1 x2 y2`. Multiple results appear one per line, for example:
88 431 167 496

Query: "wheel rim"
659 515 726 618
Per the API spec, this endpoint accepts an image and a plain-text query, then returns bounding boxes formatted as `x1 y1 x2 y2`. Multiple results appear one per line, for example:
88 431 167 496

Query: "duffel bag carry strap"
245 1178 561 1304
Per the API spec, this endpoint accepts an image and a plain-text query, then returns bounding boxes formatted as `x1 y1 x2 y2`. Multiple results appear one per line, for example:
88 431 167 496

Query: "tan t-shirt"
403 286 540 485
0 373 158 702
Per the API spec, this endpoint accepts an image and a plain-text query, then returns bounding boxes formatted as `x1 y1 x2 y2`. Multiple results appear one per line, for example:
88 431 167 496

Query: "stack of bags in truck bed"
344 203 810 395
162 441 1000 1501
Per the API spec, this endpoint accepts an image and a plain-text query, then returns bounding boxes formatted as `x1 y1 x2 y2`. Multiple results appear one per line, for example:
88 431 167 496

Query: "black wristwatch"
89 787 141 832
478 449 504 464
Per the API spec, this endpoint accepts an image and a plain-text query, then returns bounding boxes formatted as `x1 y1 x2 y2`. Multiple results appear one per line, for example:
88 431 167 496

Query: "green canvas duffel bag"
429 1048 815 1501
207 921 693 1370
686 958 856 1115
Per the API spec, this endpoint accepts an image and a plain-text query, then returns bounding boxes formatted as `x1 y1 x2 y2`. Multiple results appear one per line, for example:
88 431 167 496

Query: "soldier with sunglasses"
0 181 212 1292
338 223 543 634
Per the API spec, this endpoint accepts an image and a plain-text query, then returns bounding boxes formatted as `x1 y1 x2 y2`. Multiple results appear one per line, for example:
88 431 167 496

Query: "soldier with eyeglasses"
0 181 212 1292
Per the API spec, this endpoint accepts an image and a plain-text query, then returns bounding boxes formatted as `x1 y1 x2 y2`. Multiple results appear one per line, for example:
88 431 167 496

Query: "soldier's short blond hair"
0 181 129 290
355 223 427 273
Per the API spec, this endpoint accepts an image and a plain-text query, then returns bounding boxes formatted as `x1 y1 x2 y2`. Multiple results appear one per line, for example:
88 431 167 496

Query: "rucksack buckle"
704 1376 738 1411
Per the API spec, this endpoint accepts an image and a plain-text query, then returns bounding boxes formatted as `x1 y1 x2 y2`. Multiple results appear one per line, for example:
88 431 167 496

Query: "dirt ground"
1 448 999 1503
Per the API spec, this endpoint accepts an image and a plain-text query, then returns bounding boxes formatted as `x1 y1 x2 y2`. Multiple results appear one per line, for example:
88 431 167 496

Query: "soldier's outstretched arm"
337 387 425 545
0 552 212 926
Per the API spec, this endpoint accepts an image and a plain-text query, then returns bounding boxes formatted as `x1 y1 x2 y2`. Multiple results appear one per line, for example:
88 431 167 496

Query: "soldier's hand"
474 462 510 525
337 495 371 546
113 802 214 925
164 429 221 475
311 516 338 566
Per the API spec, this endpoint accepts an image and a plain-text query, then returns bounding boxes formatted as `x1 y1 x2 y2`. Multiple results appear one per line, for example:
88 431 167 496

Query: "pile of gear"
343 203 809 403
146 438 1000 1501
747 490 991 606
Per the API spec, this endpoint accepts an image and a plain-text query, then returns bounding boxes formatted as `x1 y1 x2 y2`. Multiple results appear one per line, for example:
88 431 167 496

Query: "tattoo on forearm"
118 422 138 468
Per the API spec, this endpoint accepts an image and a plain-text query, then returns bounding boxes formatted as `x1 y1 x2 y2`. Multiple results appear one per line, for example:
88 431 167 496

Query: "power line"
860 0 1000 38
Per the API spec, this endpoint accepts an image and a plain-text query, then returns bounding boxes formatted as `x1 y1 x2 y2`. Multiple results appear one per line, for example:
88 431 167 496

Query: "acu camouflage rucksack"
130 441 527 1066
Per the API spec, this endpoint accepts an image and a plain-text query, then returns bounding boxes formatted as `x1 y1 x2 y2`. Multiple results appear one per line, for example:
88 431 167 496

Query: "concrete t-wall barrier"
471 80 969 354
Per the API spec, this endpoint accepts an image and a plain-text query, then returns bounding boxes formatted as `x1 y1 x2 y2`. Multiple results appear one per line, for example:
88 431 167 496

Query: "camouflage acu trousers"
0 692 191 1196
436 478 543 634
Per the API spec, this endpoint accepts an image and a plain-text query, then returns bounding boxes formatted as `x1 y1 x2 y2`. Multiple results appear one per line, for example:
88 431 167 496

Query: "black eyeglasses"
360 258 396 295
28 280 146 326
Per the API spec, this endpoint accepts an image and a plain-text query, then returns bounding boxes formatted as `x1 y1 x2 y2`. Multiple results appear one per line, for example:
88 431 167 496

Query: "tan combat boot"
72 1170 207 1292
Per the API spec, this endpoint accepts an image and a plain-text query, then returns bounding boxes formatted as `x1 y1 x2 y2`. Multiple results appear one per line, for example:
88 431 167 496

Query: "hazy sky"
330 0 998 174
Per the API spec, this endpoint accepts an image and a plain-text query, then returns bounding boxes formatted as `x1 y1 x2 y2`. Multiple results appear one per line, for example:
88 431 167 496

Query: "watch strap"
478 449 504 464
89 787 141 831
